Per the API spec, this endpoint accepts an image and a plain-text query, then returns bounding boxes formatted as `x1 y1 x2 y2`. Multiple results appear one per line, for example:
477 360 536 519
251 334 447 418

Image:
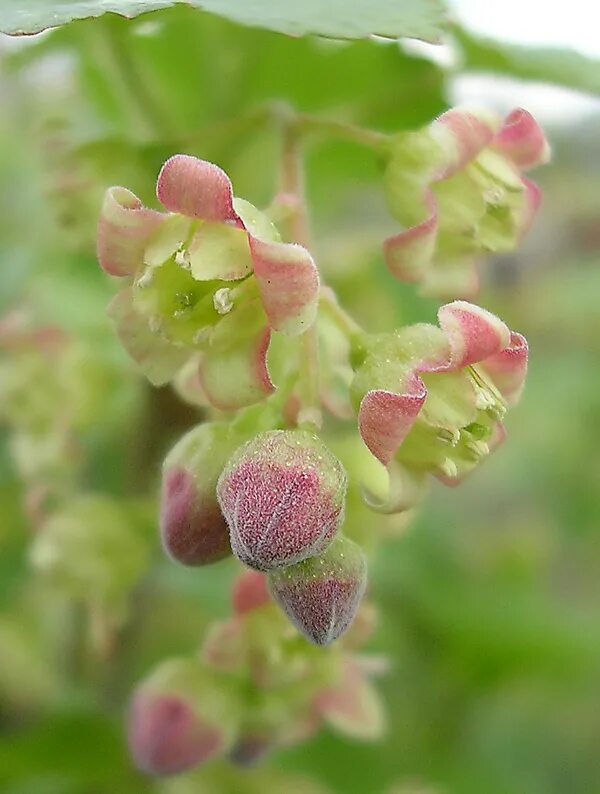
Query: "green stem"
97 22 178 140
279 120 322 431
319 286 364 338
294 113 389 152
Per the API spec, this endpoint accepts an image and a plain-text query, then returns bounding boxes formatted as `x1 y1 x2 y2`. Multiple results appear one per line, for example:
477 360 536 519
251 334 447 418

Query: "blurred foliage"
1 0 449 41
0 5 599 794
454 26 600 97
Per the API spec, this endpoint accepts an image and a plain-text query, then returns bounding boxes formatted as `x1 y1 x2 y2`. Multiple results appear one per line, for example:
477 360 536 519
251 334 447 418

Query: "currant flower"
97 155 319 410
384 107 549 297
351 301 528 511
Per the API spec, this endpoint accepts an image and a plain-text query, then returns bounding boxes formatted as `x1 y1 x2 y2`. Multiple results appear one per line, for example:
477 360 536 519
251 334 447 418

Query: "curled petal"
362 460 428 514
202 619 244 672
199 299 274 411
315 660 385 740
97 187 165 277
436 301 510 370
479 331 528 405
231 570 270 615
520 177 542 236
358 377 426 467
431 108 498 179
493 108 551 170
107 289 189 386
384 194 438 282
250 237 320 335
156 155 236 222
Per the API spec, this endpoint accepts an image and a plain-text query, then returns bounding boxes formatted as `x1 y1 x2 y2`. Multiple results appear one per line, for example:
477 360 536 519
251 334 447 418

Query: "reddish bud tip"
128 659 234 776
128 691 222 777
160 466 230 566
267 535 367 646
217 430 347 571
231 569 270 615
160 423 240 566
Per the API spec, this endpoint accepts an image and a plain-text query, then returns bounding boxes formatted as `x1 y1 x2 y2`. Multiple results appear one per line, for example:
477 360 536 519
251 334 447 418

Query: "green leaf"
2 0 449 41
455 26 600 97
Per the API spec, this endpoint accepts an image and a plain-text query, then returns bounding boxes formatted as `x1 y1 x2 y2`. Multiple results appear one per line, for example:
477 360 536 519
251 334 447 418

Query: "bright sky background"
452 0 600 57
447 0 600 122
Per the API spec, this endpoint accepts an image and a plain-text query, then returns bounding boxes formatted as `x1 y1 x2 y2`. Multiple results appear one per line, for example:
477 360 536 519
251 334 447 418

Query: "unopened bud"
267 535 367 645
231 569 270 615
161 423 242 566
217 430 347 571
128 658 235 776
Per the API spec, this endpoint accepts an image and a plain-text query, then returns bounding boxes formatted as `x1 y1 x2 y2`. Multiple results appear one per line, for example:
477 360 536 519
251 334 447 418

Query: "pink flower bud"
128 659 234 776
217 430 347 571
231 569 270 615
267 535 367 645
161 423 243 566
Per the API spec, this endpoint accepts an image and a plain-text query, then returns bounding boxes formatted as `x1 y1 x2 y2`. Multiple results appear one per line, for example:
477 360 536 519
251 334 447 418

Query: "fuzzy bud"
267 535 367 645
161 422 245 566
128 658 235 776
217 430 347 571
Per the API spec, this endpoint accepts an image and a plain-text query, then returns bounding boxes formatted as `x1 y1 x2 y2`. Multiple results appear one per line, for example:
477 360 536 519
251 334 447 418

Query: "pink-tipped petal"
493 108 551 170
199 300 275 411
432 109 498 179
249 237 320 336
384 194 438 282
437 301 510 370
107 289 189 386
520 177 542 236
479 331 528 405
232 570 271 615
97 187 165 278
200 327 273 412
315 660 384 740
156 155 236 222
358 375 427 467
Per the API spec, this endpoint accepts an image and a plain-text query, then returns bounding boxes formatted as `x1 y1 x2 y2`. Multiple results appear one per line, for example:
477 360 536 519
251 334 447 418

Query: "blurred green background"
1 4 599 793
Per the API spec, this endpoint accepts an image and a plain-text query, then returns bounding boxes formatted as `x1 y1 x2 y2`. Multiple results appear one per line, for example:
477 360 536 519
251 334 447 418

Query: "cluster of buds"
161 423 366 646
128 568 383 776
95 105 547 773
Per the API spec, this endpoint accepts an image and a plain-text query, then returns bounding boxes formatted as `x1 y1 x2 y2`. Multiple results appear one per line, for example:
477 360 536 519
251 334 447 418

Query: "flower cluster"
162 424 365 645
128 568 383 776
351 300 527 511
383 108 549 297
97 155 319 410
95 105 546 775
